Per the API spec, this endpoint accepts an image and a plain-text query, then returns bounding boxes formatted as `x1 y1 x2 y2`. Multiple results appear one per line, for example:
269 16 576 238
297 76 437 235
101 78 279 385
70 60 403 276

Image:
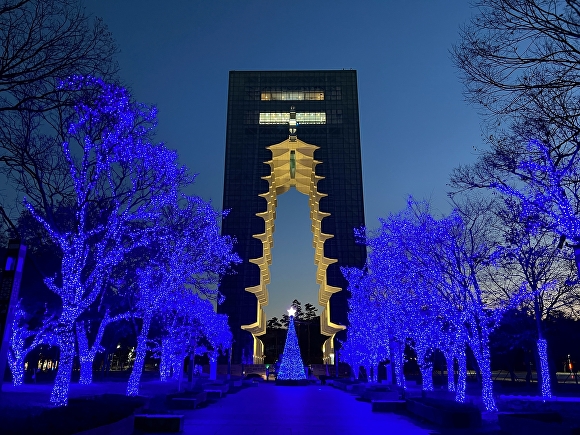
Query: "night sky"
83 1 483 320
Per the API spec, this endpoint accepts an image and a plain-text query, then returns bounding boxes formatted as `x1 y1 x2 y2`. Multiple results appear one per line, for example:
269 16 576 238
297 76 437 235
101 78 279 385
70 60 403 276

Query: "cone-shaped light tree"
277 307 306 381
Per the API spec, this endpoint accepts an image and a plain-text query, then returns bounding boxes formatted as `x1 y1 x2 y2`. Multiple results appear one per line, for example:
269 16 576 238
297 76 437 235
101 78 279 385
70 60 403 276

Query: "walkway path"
3 379 438 434
177 381 435 435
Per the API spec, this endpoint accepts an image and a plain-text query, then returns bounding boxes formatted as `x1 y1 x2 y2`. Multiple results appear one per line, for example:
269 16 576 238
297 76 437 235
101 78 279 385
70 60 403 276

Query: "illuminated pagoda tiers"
276 306 308 386
219 71 366 366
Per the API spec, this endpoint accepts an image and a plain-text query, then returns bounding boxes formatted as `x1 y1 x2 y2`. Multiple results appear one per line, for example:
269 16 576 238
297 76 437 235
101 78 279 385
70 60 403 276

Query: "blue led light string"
126 197 238 396
277 311 307 381
21 76 238 406
537 339 552 399
8 302 58 386
341 268 390 382
353 198 525 411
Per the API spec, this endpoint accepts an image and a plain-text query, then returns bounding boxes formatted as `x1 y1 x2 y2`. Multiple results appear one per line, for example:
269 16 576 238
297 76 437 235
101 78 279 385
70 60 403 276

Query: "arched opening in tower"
241 135 345 364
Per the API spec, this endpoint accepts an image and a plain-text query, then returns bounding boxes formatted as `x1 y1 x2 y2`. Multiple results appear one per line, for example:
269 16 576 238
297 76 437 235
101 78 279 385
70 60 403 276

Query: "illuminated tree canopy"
342 197 541 411
20 76 240 406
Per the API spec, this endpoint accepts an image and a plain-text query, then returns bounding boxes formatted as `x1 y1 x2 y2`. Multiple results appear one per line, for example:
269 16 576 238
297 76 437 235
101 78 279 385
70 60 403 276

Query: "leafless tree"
0 0 118 218
451 1 580 275
452 1 580 237
0 0 118 112
453 0 580 141
485 198 580 319
450 0 580 397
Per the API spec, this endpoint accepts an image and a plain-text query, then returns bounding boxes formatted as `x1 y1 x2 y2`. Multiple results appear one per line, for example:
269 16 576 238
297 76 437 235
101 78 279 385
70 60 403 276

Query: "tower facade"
219 70 366 364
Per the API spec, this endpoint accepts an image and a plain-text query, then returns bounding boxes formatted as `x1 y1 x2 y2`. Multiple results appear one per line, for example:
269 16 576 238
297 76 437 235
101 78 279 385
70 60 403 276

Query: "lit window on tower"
261 91 324 101
259 112 326 124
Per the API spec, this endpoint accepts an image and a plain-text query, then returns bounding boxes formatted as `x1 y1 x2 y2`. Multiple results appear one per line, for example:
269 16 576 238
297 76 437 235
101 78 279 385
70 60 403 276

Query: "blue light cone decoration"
277 314 306 380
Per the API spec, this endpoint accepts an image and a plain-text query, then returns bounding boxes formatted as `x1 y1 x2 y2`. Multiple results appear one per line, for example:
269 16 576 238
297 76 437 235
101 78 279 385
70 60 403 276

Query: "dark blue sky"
84 1 483 319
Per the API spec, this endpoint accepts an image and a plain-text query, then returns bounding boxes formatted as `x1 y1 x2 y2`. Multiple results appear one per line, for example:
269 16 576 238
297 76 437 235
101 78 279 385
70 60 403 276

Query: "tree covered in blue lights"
23 76 199 406
451 128 580 401
451 0 580 399
277 308 306 381
8 301 57 386
486 196 578 399
344 197 536 411
126 195 239 396
340 268 389 383
347 201 466 397
76 309 130 385
156 291 231 383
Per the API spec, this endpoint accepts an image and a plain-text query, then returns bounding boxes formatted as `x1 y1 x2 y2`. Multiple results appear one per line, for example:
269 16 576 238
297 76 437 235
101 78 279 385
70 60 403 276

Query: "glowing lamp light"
288 306 296 317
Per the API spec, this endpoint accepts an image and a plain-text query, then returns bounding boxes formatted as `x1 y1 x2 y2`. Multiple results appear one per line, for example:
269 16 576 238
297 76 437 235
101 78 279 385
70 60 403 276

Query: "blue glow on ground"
1 380 435 434
183 382 433 434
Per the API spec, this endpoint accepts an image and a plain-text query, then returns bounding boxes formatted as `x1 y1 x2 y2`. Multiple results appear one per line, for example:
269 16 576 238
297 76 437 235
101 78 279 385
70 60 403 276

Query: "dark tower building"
219 70 366 364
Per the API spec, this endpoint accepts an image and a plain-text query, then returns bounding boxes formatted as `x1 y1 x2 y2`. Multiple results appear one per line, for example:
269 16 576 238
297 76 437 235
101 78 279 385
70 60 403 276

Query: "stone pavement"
3 378 438 434
165 381 435 435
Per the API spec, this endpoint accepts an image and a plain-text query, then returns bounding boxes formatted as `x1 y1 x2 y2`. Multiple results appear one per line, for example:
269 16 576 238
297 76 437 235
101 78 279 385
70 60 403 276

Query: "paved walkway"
173 382 434 435
3 379 438 434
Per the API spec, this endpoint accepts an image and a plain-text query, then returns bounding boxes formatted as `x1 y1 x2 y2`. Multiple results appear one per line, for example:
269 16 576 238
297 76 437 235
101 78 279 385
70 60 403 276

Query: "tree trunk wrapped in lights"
467 322 497 411
76 311 129 385
455 348 467 403
159 339 171 382
536 338 551 399
444 351 455 393
392 341 406 389
127 311 152 397
24 76 194 406
50 326 76 405
416 344 434 392
347 197 537 411
8 302 57 386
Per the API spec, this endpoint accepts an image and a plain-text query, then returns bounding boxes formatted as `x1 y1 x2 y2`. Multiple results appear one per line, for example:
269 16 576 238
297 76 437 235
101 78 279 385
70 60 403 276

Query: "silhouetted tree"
0 0 118 220
0 0 117 113
453 0 580 137
281 299 303 327
267 317 282 329
25 76 191 406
